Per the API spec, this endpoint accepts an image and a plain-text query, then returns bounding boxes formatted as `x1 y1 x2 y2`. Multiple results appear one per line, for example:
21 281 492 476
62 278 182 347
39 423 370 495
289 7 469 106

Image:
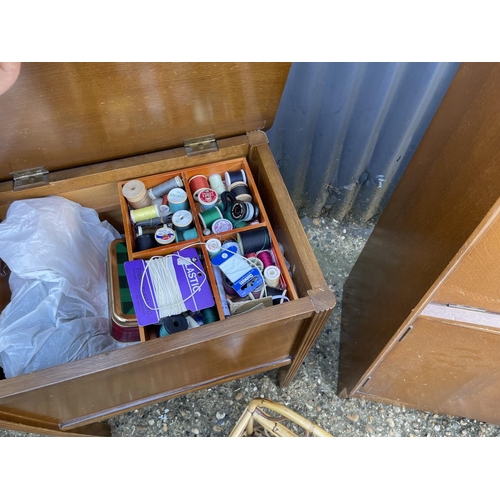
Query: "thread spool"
159 314 188 337
237 228 271 255
234 221 249 229
135 233 157 251
172 210 194 232
155 225 176 245
229 182 252 203
264 266 281 288
206 238 222 258
130 204 160 223
222 275 237 296
256 250 274 269
148 176 183 200
212 219 233 234
122 180 152 209
225 169 247 187
176 227 198 243
198 206 223 230
189 175 210 200
134 215 171 227
201 306 219 324
209 174 226 195
230 201 259 222
247 256 264 272
159 195 170 214
198 188 218 211
167 188 189 213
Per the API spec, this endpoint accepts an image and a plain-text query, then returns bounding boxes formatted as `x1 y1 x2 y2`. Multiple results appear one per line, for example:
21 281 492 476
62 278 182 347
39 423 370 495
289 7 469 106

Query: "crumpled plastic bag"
0 196 122 378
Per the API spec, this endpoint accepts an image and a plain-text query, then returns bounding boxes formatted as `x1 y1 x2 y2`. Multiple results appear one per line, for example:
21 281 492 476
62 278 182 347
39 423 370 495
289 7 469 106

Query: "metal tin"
107 239 140 342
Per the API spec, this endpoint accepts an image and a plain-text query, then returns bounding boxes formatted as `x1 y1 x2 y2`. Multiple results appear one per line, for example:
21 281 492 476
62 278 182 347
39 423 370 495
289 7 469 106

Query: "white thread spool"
263 266 280 288
206 238 222 258
154 225 176 245
208 174 226 195
247 256 264 272
122 179 152 209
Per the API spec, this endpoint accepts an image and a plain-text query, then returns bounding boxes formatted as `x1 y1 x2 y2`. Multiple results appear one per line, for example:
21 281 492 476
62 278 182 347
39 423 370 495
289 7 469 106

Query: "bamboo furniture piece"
0 63 335 437
230 398 333 437
339 63 500 425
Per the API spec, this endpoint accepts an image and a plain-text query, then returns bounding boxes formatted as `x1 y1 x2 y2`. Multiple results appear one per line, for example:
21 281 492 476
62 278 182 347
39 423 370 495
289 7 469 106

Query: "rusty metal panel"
268 62 460 221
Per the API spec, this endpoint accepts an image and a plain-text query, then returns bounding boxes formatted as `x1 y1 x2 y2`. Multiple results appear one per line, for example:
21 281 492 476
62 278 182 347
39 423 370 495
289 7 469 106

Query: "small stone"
366 425 373 434
216 412 226 420
410 433 416 437
368 416 373 423
162 424 168 431
194 412 200 418
213 425 222 433
434 425 441 431
347 414 359 423
386 418 395 428
192 428 199 435
148 419 155 426
317 406 322 412
460 420 467 426
306 404 313 410
235 393 243 401
313 218 320 226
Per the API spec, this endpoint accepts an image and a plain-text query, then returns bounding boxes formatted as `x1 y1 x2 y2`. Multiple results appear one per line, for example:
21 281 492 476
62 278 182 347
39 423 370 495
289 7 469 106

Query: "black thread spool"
159 314 188 337
135 233 157 251
229 182 253 203
237 227 272 255
231 201 259 222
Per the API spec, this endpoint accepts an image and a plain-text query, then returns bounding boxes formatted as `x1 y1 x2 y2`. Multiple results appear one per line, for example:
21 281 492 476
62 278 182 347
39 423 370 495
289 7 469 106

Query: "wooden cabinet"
0 63 335 436
339 62 500 425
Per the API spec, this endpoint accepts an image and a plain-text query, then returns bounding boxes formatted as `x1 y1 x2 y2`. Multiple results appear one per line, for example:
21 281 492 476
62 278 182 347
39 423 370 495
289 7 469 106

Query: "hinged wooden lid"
0 62 291 181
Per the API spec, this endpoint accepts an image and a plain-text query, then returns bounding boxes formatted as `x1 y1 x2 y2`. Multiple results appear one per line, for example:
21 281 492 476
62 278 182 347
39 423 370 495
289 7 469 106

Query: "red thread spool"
189 175 210 201
256 250 274 269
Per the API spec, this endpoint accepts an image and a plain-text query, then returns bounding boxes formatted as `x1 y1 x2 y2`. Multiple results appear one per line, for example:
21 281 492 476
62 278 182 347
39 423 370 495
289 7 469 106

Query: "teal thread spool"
167 188 189 213
201 306 219 324
175 227 198 243
172 210 194 232
198 206 222 230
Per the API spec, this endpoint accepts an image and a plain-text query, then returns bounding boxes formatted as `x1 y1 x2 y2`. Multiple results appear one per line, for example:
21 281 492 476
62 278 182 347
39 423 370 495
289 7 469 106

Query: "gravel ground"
2 215 500 438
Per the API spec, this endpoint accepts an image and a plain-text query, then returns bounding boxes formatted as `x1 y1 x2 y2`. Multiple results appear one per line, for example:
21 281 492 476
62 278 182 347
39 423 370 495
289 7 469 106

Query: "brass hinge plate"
184 135 218 157
11 166 50 191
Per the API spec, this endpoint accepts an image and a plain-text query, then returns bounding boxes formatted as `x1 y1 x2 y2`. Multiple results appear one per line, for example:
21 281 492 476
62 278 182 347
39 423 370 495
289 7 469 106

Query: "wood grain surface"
0 62 290 180
339 62 500 395
358 317 500 424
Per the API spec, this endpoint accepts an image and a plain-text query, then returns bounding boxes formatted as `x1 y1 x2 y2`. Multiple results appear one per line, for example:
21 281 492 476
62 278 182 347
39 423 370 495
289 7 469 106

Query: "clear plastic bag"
0 196 122 378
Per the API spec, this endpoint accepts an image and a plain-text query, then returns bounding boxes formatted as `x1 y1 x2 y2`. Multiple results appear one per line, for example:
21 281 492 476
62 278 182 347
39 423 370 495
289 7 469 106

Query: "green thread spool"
234 220 249 229
201 306 219 324
198 206 222 230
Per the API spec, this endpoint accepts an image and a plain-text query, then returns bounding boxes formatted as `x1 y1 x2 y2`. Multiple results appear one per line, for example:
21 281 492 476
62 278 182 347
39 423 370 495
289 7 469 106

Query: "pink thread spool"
256 249 274 269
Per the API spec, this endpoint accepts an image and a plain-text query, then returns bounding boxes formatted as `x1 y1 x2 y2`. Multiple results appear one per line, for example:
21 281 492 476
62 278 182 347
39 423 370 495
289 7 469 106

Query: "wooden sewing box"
0 63 335 436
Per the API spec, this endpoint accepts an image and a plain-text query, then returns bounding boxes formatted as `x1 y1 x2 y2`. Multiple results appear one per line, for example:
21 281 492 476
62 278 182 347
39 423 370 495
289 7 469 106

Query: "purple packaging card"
124 248 215 327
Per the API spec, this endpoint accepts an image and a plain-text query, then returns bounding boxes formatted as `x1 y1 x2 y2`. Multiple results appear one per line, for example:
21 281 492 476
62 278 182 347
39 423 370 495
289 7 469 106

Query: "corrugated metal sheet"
267 62 460 222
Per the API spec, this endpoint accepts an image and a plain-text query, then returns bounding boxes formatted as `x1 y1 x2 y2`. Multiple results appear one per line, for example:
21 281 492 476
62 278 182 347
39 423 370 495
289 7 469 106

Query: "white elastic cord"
140 252 208 317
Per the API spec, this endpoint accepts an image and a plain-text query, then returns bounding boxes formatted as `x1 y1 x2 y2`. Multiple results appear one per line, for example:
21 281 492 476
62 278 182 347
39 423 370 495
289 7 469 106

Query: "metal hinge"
11 166 50 191
184 135 218 157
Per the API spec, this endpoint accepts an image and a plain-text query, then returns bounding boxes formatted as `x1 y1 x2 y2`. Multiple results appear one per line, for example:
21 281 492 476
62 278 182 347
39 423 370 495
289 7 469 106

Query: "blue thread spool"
167 188 189 213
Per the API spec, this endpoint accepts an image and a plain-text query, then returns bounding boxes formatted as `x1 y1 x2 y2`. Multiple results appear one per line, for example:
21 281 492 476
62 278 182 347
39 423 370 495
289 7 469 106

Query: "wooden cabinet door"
358 316 500 425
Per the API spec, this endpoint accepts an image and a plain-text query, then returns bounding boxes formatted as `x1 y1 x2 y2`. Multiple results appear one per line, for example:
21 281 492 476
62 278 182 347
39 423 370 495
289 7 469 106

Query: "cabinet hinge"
184 135 218 157
11 166 50 191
